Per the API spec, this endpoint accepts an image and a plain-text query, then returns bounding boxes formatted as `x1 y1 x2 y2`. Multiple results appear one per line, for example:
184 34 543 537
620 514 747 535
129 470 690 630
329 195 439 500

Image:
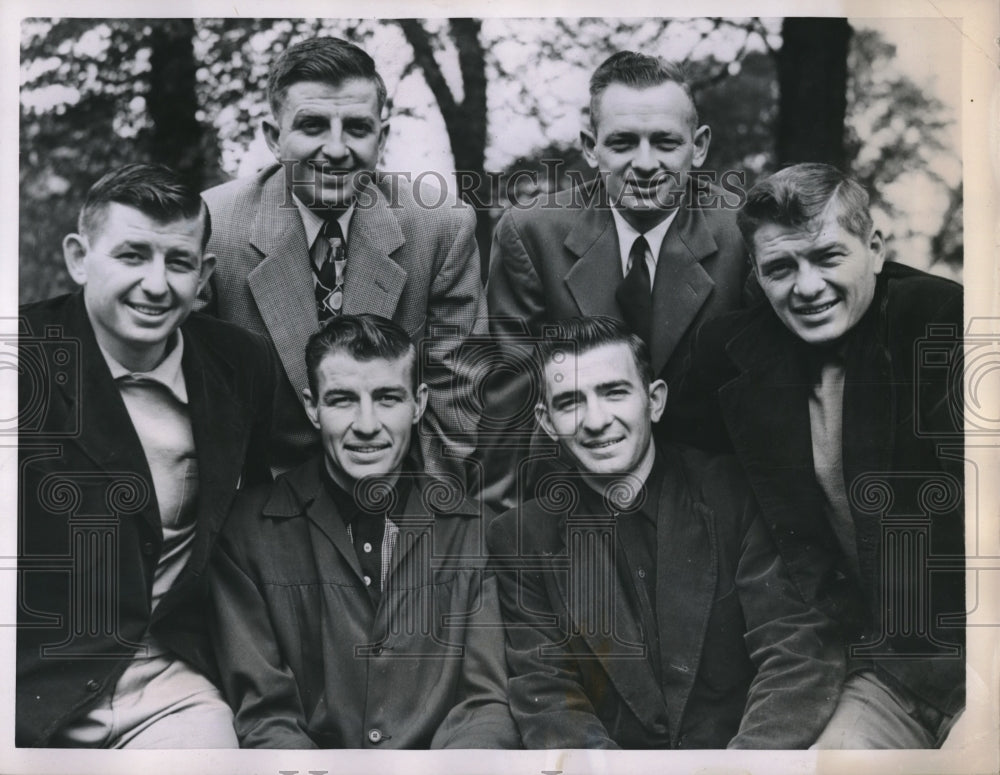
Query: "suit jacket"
672 261 965 715
487 445 845 749
17 292 274 746
209 458 520 749
202 164 487 483
479 182 751 512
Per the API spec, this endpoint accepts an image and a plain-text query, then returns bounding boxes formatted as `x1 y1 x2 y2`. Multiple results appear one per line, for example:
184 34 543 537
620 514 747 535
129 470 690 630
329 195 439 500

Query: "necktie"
314 219 347 322
615 234 652 344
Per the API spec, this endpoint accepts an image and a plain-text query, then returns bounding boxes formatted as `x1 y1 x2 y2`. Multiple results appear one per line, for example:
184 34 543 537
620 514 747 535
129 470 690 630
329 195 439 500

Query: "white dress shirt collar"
610 207 679 277
293 195 355 257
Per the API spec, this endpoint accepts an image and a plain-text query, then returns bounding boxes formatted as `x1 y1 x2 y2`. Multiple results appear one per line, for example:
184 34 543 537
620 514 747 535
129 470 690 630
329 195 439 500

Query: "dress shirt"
293 195 355 272
98 332 197 626
579 453 665 680
807 350 863 584
322 467 413 604
611 206 678 281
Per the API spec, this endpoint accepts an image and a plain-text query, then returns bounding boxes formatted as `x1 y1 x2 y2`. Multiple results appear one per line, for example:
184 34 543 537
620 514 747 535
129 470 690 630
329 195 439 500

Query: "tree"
396 19 491 265
776 17 851 167
20 16 960 302
19 18 219 301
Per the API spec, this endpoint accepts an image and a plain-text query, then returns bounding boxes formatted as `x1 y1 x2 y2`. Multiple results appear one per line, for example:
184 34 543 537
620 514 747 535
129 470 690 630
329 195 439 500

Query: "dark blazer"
16 292 274 746
672 261 965 715
480 182 751 512
202 164 487 483
209 458 519 749
487 445 845 749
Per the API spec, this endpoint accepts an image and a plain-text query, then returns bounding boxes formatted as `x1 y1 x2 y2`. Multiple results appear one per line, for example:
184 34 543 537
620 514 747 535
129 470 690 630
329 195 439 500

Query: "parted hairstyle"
537 316 654 397
267 36 388 118
589 51 698 130
737 163 875 256
78 162 212 251
305 313 418 397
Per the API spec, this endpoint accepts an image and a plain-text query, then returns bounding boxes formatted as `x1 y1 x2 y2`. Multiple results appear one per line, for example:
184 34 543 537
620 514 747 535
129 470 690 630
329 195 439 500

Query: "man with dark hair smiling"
487 316 843 749
17 163 274 747
209 314 518 749
481 50 751 513
674 163 965 747
202 36 485 485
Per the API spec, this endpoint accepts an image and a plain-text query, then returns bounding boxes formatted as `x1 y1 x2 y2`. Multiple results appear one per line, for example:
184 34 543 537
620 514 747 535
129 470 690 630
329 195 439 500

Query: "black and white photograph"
3 1 998 773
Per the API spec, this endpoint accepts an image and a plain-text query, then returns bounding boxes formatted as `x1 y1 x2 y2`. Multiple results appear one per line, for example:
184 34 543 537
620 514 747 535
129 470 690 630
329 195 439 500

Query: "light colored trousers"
54 652 237 749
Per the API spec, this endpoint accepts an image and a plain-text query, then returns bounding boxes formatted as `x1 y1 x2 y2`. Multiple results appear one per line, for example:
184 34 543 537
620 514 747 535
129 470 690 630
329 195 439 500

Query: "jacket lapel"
341 183 407 320
648 205 717 376
563 206 625 318
246 172 319 398
385 483 435 583
282 460 368 583
58 294 161 532
718 316 837 580
653 452 718 744
179 333 248 575
841 302 894 478
552 506 669 732
839 301 893 592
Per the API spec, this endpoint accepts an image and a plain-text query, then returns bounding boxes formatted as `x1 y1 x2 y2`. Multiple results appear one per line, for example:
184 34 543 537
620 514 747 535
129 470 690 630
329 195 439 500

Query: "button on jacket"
209 458 519 749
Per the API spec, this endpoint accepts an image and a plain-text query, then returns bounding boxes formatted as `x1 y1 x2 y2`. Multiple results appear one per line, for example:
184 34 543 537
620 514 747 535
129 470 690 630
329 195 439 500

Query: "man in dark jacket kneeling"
210 314 519 748
488 315 845 749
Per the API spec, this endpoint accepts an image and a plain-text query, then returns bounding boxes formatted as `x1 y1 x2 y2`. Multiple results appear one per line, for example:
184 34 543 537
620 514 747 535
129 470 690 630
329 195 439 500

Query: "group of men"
17 34 965 751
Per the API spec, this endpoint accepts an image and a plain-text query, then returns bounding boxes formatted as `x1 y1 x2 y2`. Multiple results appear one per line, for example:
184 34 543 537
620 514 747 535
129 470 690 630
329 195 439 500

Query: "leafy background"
20 16 962 302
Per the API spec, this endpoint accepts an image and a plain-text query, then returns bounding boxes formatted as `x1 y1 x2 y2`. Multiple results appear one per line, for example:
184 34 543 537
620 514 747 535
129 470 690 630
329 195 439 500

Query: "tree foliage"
19 16 960 302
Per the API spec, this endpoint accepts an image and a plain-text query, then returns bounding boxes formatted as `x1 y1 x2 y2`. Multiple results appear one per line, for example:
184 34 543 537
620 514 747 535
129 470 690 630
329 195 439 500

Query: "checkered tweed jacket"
201 164 487 485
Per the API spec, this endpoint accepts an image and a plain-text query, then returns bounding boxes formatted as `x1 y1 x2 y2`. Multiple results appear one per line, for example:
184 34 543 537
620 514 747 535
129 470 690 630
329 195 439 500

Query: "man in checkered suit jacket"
201 37 485 485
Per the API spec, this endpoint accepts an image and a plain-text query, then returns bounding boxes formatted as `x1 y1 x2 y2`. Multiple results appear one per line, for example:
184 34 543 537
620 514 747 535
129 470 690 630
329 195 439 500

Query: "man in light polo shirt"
17 163 274 747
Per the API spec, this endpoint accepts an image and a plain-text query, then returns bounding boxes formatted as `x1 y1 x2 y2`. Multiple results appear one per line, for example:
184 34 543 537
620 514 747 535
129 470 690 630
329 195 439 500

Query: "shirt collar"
100 331 188 405
321 463 412 527
611 206 678 276
576 447 663 523
293 194 355 251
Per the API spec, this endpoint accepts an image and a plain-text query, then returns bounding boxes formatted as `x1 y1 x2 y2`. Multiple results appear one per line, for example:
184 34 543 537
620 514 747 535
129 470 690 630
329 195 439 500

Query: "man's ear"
412 382 429 424
535 401 558 442
262 118 282 160
648 379 668 423
691 124 711 169
197 253 216 294
870 229 886 274
302 388 321 430
378 120 390 157
580 125 599 169
62 233 89 286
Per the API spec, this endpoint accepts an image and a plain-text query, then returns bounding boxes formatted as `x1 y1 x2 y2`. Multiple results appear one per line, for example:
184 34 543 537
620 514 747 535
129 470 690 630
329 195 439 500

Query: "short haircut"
537 316 654 399
737 163 874 257
589 51 698 130
267 36 387 118
78 163 211 251
305 313 417 397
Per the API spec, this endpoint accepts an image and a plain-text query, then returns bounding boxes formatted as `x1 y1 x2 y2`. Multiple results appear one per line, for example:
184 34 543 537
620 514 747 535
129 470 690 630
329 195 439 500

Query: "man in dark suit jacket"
488 317 844 749
673 163 965 747
17 164 274 747
210 315 518 748
481 51 750 512
202 36 485 484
